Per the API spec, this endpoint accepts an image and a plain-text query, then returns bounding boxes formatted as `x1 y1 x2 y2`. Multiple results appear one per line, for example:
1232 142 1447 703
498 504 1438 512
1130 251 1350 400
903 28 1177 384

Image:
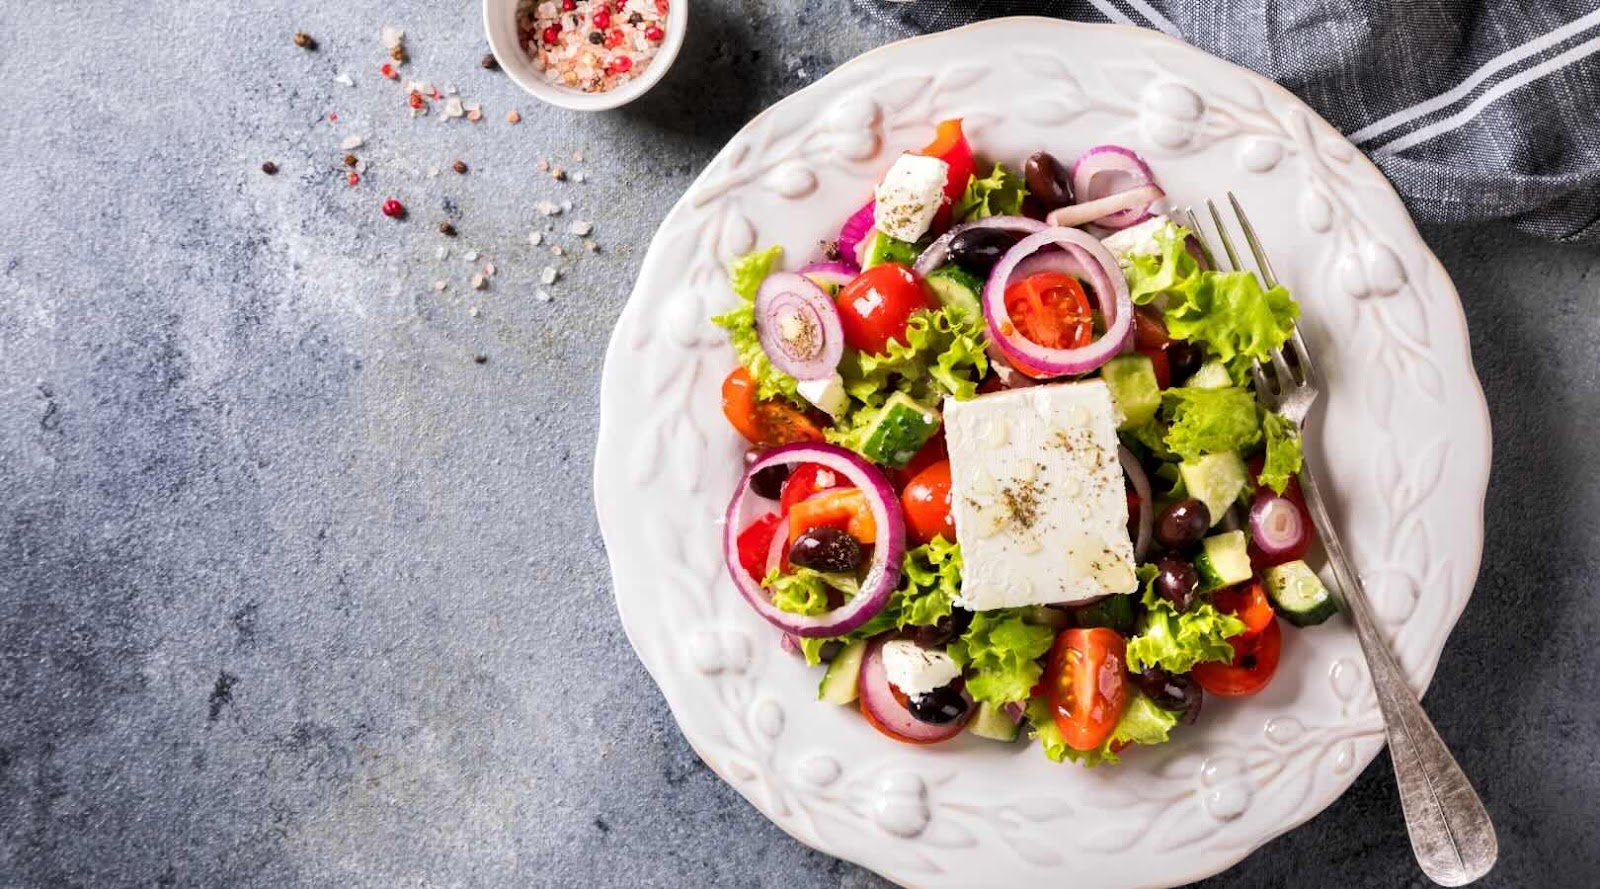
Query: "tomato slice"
720 367 827 448
1193 619 1282 696
735 513 782 579
1046 627 1129 751
788 488 877 545
1138 346 1172 389
779 462 849 515
1003 272 1093 351
916 118 976 232
1212 579 1276 640
901 459 956 545
836 264 935 355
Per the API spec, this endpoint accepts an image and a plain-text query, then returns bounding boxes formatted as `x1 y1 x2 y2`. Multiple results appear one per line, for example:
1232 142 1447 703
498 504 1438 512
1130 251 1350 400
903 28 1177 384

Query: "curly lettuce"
1026 691 1180 767
1121 220 1202 305
710 246 805 404
764 567 858 617
948 609 1057 706
1165 272 1299 383
1125 565 1248 674
953 163 1028 222
795 539 962 665
1161 386 1262 463
1259 411 1303 495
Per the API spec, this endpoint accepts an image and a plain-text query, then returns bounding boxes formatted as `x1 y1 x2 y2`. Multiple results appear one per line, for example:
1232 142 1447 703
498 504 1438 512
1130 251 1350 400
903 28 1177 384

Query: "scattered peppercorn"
342 153 358 167
473 355 489 364
588 31 604 45
293 32 316 50
481 53 499 70
261 161 279 175
628 12 643 24
438 221 458 237
381 198 406 219
389 45 408 63
452 159 469 174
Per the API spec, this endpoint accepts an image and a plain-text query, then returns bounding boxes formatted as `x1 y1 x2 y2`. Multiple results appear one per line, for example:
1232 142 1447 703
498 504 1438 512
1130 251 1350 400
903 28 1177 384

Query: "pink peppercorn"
605 29 625 48
654 0 668 13
347 172 360 187
593 9 611 28
561 0 575 8
610 55 632 74
382 198 406 219
542 24 561 44
645 24 664 41
380 63 398 80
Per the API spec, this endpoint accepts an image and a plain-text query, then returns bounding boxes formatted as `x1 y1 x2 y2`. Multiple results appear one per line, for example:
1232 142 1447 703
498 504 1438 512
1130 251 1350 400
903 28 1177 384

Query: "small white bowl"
483 0 687 111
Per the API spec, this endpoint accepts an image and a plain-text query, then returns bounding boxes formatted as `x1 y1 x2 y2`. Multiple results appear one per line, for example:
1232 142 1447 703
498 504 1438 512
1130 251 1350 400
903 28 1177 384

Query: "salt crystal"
464 102 481 113
436 246 449 260
469 306 482 318
443 98 465 118
536 289 553 302
572 151 584 162
445 84 459 95
536 159 550 172
464 250 480 262
551 246 565 256
583 239 599 252
382 26 405 49
569 220 593 236
535 200 562 216
470 273 487 290
340 135 364 150
560 200 572 212
334 72 355 87
528 231 544 246
433 279 447 292
540 267 559 285
428 166 440 177
573 171 587 183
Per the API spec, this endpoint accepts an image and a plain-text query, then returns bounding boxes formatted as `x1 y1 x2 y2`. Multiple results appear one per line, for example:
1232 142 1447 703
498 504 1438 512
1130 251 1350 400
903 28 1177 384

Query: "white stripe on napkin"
1086 0 1137 27
1119 0 1182 38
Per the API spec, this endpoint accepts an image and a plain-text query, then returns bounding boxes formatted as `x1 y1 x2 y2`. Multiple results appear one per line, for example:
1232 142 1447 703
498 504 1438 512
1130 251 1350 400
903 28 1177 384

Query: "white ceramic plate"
594 18 1489 888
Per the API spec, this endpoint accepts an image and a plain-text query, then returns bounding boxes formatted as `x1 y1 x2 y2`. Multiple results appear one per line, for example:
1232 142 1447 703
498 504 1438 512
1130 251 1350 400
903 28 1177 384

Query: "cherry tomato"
1137 346 1172 389
893 431 948 488
917 118 976 232
1003 272 1093 352
720 367 826 448
1132 305 1172 351
1211 579 1276 640
734 513 782 580
788 488 878 545
1046 627 1129 752
1193 619 1282 696
901 459 956 545
835 264 935 355
779 462 849 516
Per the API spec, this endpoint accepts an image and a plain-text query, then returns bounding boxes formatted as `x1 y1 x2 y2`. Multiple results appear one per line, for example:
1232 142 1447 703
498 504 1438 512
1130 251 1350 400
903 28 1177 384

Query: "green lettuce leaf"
764 567 858 617
948 609 1057 706
710 246 804 404
1125 565 1247 674
1162 386 1262 463
1163 271 1299 382
1259 411 1303 495
953 163 1028 222
1121 220 1202 305
1024 691 1179 767
1121 418 1177 463
793 541 961 665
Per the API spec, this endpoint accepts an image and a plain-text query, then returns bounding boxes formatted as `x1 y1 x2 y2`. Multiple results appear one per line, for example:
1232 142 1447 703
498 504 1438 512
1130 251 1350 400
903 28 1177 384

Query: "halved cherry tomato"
835 264 935 355
1046 627 1129 751
916 118 976 231
1003 272 1093 351
1138 346 1172 389
788 488 877 545
1212 579 1276 640
720 367 826 448
1193 619 1282 697
779 462 849 516
901 459 955 545
893 430 948 488
735 513 782 579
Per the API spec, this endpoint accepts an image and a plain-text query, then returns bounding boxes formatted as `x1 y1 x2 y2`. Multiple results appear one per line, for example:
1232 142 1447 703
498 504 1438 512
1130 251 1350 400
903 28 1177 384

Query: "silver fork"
1178 196 1498 887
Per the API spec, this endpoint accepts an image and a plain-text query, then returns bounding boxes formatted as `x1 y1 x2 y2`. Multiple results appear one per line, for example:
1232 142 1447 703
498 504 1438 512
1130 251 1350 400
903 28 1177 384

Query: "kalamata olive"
1155 498 1211 551
910 608 975 648
1167 341 1203 383
1153 553 1199 611
1023 151 1073 210
788 527 863 573
946 227 1017 275
908 685 969 725
1132 306 1171 351
749 462 791 500
1131 668 1204 724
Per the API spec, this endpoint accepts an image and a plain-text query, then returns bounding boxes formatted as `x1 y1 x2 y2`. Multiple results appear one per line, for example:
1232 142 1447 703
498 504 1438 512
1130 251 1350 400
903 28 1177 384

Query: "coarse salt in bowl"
484 0 686 111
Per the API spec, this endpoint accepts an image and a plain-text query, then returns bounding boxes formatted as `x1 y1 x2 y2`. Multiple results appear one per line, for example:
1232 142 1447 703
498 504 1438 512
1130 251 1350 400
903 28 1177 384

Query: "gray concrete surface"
2 1 1597 887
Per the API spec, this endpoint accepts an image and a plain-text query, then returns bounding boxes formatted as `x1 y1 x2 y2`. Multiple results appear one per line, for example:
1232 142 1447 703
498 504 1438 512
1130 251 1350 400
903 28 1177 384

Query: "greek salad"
715 119 1330 766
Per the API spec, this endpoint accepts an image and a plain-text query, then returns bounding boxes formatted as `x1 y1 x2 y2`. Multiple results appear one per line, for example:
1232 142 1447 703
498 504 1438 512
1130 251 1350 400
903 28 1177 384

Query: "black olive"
1153 553 1199 611
789 527 863 573
1155 498 1211 551
908 685 969 725
1023 151 1073 210
910 608 974 648
750 463 791 500
1167 341 1203 384
1130 668 1204 725
946 227 1017 275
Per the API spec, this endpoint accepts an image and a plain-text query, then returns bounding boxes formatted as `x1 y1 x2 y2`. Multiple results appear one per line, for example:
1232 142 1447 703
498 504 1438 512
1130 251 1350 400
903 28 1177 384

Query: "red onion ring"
858 639 973 743
1249 491 1311 559
1068 145 1161 230
1046 185 1164 230
1119 445 1154 561
723 443 904 637
912 215 1048 278
837 200 874 265
797 260 860 292
764 513 791 577
754 272 844 381
981 227 1133 378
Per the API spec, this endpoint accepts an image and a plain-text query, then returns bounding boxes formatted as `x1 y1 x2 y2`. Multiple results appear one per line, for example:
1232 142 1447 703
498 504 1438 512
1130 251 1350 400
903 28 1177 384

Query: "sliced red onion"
723 444 904 637
754 272 844 381
1046 185 1164 230
912 215 1047 277
764 513 791 577
837 200 874 265
1249 491 1311 559
981 227 1133 378
1068 145 1160 230
779 633 800 656
797 260 860 292
858 639 972 743
1001 700 1027 724
1118 446 1154 561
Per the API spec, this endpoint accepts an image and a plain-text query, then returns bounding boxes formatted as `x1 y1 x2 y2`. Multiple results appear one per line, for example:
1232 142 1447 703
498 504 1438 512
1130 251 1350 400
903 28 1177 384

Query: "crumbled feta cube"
1100 215 1173 263
881 640 961 698
796 374 848 419
873 153 949 242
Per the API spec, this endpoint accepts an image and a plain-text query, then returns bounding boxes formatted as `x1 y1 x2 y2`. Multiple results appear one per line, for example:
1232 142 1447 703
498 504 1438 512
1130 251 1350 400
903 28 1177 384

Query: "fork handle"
1295 465 1497 886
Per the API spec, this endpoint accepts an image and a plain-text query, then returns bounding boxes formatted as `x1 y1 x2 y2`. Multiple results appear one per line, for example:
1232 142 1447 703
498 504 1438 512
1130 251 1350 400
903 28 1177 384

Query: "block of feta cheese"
944 380 1139 609
880 639 961 698
1100 214 1172 263
873 153 950 242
